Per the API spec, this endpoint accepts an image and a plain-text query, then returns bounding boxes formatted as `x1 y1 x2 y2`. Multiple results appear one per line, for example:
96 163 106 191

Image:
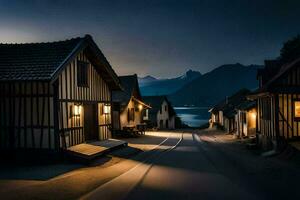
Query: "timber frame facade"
235 101 257 138
209 89 250 133
250 58 300 145
143 95 176 130
0 35 121 151
112 75 151 131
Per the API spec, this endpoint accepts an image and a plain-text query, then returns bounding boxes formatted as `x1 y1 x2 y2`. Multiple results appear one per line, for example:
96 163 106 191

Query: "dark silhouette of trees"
280 35 300 63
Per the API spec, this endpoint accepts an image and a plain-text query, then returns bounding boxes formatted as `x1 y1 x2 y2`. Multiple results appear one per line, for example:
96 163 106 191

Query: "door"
113 110 120 130
112 103 120 130
84 103 98 141
159 120 163 129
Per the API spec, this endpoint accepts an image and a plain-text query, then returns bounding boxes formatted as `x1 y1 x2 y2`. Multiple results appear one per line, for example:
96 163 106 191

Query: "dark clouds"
0 0 299 78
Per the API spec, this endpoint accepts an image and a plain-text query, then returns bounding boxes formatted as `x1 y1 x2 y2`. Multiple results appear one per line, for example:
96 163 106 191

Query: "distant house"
0 35 121 151
209 100 226 127
235 100 257 138
143 96 176 129
112 75 151 132
249 58 300 148
209 89 251 133
223 105 237 133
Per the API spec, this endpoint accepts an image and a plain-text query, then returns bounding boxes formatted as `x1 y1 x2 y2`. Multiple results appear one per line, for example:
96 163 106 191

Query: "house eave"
49 35 122 90
247 92 271 100
132 96 152 109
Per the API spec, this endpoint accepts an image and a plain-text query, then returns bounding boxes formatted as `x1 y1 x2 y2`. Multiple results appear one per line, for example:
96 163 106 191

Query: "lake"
174 107 210 127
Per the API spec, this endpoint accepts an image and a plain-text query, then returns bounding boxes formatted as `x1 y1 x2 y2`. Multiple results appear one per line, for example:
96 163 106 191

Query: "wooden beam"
8 82 12 148
53 81 60 150
40 83 46 148
274 94 279 140
17 83 22 148
47 83 51 149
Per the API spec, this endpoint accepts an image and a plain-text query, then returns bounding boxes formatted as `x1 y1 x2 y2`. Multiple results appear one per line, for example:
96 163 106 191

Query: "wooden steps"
65 139 127 161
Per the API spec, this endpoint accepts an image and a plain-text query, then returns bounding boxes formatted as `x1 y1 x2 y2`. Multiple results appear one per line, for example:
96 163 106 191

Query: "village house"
209 100 226 127
235 100 257 138
209 89 251 134
112 75 151 133
0 35 122 152
249 58 300 149
143 96 176 129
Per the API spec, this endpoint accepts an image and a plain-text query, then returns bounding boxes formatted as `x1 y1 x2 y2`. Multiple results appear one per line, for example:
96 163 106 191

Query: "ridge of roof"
0 36 83 46
209 89 250 114
50 36 86 79
143 95 176 117
112 74 141 106
0 34 121 90
253 56 300 94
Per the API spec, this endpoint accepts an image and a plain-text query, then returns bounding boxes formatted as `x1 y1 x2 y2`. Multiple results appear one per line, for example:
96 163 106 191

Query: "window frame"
77 60 89 87
127 107 135 122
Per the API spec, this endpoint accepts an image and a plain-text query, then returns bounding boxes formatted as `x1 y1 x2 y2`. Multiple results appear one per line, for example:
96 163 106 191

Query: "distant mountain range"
139 63 262 107
138 70 202 95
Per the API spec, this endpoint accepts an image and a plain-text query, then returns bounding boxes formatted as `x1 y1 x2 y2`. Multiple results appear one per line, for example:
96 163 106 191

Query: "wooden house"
223 106 237 133
209 89 250 133
112 75 151 132
235 100 257 138
0 35 121 152
249 58 300 148
143 96 176 129
209 100 226 127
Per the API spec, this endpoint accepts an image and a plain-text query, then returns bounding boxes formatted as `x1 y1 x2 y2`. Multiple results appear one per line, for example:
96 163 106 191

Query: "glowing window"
70 104 81 117
103 105 111 114
295 101 300 118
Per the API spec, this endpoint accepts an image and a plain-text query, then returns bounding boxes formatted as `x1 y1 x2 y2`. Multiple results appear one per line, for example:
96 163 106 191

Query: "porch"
66 139 127 161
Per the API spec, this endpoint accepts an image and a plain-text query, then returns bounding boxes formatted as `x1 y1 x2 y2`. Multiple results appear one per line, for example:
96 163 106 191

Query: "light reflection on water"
174 107 210 127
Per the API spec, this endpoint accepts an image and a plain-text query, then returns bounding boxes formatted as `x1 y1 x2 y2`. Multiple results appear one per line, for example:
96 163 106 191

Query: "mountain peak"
139 69 202 95
169 63 261 106
138 75 157 81
138 75 158 86
186 69 202 76
180 69 202 79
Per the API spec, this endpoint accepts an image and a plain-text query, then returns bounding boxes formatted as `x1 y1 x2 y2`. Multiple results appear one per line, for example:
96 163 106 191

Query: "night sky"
0 0 300 78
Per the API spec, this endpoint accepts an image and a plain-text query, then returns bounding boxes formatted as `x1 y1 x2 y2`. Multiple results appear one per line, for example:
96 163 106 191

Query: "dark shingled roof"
210 89 251 118
257 59 282 86
209 99 226 114
236 100 256 111
251 56 300 96
0 38 81 81
0 35 121 89
223 89 251 118
112 74 143 110
143 95 176 123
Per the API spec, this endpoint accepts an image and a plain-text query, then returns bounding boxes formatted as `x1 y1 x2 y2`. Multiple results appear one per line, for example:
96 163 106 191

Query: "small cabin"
249 58 300 148
223 107 237 133
112 75 151 132
0 35 121 152
143 96 176 129
209 101 225 127
209 89 250 133
235 100 257 138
